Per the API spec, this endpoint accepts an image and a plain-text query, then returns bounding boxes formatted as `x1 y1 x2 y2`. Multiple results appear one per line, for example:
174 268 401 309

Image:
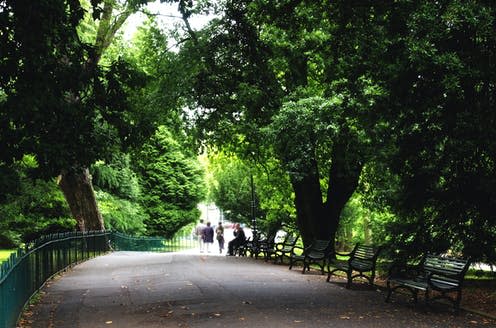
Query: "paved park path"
25 251 495 328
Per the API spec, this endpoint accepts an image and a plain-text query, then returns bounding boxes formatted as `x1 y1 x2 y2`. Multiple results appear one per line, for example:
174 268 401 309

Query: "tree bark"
324 129 364 255
291 168 325 246
291 129 364 251
58 0 139 232
59 167 104 231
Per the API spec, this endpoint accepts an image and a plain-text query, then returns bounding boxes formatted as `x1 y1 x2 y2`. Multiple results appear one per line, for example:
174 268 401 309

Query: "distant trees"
135 127 206 238
179 0 496 262
179 0 384 250
206 151 295 235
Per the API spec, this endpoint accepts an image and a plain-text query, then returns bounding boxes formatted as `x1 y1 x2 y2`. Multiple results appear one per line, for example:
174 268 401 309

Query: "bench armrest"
291 245 305 256
328 250 352 262
275 242 289 251
334 250 352 257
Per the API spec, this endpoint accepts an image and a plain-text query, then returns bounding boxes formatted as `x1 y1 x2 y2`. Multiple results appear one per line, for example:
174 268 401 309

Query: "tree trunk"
291 171 326 246
291 129 364 251
59 167 104 231
324 128 364 255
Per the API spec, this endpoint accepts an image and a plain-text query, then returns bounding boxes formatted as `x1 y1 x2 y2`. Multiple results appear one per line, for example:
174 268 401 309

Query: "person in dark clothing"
227 223 246 256
215 222 225 254
203 222 214 253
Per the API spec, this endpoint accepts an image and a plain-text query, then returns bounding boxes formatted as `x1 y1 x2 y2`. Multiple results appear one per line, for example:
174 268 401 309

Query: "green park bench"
289 239 332 274
327 244 382 288
234 237 250 256
385 254 471 312
256 232 277 261
267 234 299 263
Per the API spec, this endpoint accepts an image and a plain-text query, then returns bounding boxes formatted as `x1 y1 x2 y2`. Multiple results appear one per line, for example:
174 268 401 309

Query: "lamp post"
250 173 257 237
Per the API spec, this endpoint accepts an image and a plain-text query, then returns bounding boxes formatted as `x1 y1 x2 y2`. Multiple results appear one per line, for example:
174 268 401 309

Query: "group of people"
194 220 246 255
195 220 225 253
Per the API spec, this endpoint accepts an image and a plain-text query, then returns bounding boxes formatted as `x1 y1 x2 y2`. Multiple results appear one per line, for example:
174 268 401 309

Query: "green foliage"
207 151 296 233
124 18 190 138
207 152 262 225
95 190 147 235
143 206 201 238
0 0 99 174
372 1 496 262
135 126 206 237
0 157 76 247
0 0 163 232
91 153 141 201
336 193 395 251
267 96 341 180
253 157 296 234
0 250 15 263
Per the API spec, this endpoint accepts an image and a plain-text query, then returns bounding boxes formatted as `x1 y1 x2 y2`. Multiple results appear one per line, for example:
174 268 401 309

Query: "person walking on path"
215 222 225 254
227 223 246 256
203 222 214 253
195 219 206 252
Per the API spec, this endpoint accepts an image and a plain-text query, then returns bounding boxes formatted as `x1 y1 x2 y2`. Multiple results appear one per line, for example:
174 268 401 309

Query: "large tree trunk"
59 167 104 231
323 128 364 255
291 129 364 251
291 169 326 247
56 0 135 231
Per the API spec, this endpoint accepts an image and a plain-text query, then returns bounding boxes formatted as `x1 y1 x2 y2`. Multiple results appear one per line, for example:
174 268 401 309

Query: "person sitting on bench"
227 223 246 256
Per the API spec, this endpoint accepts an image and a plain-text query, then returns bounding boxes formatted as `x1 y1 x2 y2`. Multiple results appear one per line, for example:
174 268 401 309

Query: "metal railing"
111 231 196 252
0 230 196 328
0 230 110 328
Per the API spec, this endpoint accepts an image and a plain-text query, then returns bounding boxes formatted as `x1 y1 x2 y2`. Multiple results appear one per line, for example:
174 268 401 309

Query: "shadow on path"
23 252 495 328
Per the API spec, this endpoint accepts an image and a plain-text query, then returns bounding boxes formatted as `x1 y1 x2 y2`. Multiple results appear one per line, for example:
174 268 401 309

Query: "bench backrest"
259 232 277 248
306 239 332 258
280 234 299 248
349 244 381 270
422 254 470 287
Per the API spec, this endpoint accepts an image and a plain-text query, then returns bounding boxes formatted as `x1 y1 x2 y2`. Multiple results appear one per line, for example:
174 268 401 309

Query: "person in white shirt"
195 219 206 252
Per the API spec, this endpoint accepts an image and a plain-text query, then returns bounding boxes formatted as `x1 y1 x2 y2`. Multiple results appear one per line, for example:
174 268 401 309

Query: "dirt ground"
459 280 496 318
372 276 496 319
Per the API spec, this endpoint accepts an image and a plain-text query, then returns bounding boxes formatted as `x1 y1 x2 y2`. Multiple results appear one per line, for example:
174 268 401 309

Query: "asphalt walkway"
25 251 495 328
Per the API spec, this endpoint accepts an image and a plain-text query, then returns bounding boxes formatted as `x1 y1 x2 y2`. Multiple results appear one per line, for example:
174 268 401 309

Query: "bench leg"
454 290 462 314
301 260 308 274
345 269 352 289
412 290 418 303
369 272 375 287
385 282 392 302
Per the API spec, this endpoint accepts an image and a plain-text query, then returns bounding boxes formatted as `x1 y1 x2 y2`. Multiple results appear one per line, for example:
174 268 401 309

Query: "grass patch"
0 249 16 263
466 269 496 280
